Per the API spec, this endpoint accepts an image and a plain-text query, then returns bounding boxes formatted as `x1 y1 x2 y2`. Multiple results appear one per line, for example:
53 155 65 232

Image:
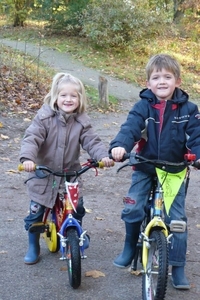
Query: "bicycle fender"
142 218 168 271
60 217 82 237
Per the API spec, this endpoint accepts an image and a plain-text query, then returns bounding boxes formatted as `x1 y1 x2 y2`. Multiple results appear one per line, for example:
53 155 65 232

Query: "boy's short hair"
145 54 181 80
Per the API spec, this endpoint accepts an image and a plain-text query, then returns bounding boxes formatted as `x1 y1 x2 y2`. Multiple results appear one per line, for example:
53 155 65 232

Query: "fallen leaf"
0 122 3 128
85 270 105 278
10 186 19 190
18 110 28 114
130 269 142 276
1 134 9 140
14 138 20 143
6 169 20 174
106 229 113 232
85 208 92 213
0 157 10 161
95 216 105 220
60 266 67 271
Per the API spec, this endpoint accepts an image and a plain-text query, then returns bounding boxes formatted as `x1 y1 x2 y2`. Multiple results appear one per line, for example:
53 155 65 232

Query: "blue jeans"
24 197 85 231
122 171 187 267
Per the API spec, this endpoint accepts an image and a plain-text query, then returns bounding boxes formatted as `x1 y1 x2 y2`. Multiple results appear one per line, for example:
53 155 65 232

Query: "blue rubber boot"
24 232 40 265
113 222 140 268
172 266 190 290
83 234 90 249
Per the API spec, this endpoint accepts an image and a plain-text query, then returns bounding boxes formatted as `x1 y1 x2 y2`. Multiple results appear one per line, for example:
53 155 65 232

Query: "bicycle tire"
142 230 168 300
66 228 81 289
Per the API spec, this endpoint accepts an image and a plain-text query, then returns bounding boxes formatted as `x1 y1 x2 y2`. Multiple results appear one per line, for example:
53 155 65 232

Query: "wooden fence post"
98 75 109 106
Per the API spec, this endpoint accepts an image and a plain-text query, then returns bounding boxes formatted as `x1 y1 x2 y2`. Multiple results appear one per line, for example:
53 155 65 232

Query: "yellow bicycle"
116 152 199 300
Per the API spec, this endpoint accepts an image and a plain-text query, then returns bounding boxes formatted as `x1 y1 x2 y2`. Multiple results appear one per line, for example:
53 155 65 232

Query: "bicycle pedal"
169 220 186 232
29 222 46 233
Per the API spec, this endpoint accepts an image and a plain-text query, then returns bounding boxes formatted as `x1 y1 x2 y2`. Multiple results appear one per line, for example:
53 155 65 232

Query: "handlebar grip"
18 164 25 171
98 161 105 168
98 161 115 168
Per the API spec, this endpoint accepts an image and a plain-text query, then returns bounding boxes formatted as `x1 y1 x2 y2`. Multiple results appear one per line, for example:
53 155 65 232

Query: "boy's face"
146 68 181 101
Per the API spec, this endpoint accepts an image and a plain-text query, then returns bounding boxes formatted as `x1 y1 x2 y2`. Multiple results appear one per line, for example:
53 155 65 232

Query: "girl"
20 72 113 265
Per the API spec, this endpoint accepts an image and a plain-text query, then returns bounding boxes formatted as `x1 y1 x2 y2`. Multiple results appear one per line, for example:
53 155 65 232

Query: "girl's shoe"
24 232 40 264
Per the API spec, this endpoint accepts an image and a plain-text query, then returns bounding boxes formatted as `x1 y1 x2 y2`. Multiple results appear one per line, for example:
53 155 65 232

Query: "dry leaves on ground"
85 270 106 278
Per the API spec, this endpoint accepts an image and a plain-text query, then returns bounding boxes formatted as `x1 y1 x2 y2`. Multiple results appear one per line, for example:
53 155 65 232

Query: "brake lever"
35 169 49 178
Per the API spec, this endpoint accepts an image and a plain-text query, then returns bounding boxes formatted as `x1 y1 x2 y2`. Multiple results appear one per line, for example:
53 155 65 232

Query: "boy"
109 54 200 289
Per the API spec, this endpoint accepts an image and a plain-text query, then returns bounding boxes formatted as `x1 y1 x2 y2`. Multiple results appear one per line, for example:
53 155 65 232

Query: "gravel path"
1 38 141 103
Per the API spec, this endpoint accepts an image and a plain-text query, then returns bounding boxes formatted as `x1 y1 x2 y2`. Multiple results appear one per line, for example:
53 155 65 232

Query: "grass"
0 18 200 107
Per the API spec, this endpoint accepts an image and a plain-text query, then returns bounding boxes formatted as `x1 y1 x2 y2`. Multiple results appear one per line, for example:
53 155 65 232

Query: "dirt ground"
1 101 200 300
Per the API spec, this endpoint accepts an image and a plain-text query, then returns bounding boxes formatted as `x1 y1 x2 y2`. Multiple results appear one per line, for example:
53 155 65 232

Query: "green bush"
80 0 171 49
29 0 89 33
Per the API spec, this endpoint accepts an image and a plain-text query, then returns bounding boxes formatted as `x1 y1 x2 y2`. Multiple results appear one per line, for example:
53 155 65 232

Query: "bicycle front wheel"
142 230 168 300
66 228 81 289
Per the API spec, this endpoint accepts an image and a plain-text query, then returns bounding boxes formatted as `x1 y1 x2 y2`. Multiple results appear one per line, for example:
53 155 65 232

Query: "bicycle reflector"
184 154 196 161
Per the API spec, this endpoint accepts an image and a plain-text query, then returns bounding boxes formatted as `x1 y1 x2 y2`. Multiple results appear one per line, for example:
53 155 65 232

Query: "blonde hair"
44 73 87 113
145 54 181 80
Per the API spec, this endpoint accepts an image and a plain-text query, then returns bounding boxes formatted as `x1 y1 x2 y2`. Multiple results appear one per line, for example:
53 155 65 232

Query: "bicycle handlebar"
18 159 106 179
109 152 200 172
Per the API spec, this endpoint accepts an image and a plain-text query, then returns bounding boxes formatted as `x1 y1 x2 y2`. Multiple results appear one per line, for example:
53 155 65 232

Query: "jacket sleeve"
109 101 147 153
77 113 109 160
20 114 48 163
186 103 200 159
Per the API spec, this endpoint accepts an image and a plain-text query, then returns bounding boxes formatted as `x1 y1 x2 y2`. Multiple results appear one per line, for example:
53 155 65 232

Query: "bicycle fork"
58 215 88 260
142 217 170 273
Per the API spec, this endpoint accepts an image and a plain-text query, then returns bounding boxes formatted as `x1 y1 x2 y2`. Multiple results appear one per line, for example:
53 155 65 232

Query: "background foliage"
0 0 199 109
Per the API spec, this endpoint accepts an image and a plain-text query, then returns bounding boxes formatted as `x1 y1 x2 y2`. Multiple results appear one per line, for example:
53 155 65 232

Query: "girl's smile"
57 83 79 113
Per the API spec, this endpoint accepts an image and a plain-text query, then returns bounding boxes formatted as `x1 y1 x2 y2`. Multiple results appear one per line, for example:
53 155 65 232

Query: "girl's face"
146 68 181 101
57 83 79 113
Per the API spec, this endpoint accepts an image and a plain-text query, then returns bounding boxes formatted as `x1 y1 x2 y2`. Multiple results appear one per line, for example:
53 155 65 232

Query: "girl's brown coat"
20 104 109 208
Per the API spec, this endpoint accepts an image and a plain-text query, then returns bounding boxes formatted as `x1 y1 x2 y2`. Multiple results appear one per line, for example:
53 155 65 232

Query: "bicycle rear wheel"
66 228 81 289
142 230 168 300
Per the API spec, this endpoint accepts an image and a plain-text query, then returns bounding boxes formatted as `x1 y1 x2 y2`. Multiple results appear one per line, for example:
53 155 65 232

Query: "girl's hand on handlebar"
101 157 114 167
22 160 35 172
111 147 126 162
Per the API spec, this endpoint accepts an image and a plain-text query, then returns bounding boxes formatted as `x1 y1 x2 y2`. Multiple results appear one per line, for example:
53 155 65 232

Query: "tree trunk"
173 0 185 22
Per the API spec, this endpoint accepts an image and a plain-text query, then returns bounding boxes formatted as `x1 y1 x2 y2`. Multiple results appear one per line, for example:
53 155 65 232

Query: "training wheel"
43 221 58 252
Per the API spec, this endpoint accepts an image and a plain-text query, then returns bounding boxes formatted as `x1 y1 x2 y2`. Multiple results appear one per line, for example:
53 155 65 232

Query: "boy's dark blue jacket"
109 88 200 174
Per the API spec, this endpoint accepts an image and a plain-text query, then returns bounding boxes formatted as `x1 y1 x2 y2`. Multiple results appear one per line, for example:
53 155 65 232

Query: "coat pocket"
26 176 50 195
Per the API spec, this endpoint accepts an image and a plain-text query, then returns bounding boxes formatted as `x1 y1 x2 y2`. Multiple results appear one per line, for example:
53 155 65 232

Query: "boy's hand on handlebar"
111 147 126 162
101 157 114 167
22 160 35 172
